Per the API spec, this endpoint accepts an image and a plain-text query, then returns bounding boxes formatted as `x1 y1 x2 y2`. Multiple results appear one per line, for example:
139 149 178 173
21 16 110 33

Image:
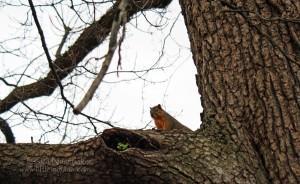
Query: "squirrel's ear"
157 104 162 109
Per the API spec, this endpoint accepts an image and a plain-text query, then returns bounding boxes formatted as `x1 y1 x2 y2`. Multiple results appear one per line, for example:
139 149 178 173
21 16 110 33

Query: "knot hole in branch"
101 128 160 151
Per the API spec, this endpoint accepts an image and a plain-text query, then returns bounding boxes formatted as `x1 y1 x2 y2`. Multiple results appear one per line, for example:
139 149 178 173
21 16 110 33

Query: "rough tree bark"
0 128 267 183
180 0 300 183
0 0 299 183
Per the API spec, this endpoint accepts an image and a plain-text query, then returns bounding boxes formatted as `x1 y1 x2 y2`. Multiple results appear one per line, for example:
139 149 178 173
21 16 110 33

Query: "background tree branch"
0 0 173 114
74 0 130 114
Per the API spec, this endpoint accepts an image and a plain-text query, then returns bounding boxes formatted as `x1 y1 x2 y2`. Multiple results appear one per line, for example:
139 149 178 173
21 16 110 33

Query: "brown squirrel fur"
150 104 191 131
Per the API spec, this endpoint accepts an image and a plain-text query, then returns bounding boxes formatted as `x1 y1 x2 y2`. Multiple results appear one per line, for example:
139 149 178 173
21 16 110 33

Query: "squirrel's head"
150 104 163 118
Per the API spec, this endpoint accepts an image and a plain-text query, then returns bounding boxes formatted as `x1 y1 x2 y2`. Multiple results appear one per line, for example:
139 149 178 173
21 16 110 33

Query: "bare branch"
0 0 173 114
51 3 72 57
0 77 17 87
74 0 129 114
0 117 15 144
55 26 72 57
117 17 127 76
28 0 74 108
27 0 53 65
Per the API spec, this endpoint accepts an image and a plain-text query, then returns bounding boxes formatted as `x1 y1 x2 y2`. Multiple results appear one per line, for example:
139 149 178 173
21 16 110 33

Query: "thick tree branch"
0 117 15 144
0 0 173 114
0 127 268 183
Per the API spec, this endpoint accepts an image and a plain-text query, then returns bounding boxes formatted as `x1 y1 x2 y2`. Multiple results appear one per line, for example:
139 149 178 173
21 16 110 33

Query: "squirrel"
150 104 191 131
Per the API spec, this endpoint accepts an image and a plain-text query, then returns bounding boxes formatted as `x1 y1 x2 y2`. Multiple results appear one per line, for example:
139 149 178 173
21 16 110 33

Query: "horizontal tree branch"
0 127 267 183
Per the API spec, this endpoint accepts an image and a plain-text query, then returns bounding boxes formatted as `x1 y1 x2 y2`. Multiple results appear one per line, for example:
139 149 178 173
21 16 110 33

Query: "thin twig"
28 0 74 107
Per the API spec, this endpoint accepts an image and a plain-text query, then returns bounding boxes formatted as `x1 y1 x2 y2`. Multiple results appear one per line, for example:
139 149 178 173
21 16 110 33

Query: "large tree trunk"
0 0 299 183
179 0 300 183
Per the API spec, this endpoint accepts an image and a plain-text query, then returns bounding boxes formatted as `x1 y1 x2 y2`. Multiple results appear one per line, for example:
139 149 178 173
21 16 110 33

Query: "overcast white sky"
0 0 202 143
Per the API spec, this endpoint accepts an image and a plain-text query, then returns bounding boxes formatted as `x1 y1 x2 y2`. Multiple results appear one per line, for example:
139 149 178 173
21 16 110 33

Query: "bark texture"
179 0 300 183
0 128 267 183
